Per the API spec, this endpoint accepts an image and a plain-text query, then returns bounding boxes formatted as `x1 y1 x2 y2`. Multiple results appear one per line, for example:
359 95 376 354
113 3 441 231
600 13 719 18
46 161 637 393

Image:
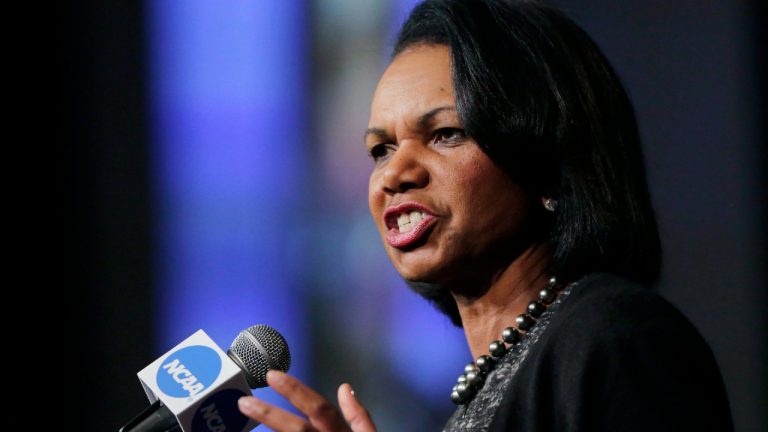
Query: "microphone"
120 324 291 432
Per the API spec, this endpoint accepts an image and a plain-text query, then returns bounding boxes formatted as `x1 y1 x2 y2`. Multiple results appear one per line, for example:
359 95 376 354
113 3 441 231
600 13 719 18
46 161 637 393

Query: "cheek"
368 173 383 227
449 154 494 203
453 156 529 229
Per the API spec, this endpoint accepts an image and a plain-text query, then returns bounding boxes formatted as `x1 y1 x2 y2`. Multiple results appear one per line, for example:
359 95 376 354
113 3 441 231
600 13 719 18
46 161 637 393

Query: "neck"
453 243 551 360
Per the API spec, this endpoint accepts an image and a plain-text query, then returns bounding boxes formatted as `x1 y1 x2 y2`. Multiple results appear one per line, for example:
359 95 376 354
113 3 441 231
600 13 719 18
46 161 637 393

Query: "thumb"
338 383 376 432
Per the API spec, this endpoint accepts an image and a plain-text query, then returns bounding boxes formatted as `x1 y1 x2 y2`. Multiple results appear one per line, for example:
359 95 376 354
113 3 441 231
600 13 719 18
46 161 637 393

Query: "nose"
381 141 429 194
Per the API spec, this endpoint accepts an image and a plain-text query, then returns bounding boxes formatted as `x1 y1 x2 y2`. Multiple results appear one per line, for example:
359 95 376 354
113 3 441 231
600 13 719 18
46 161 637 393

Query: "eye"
369 143 394 162
433 127 466 144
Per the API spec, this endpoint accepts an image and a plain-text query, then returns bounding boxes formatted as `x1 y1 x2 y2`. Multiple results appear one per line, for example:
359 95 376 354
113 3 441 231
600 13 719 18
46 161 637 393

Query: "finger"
238 396 318 432
267 370 349 431
338 383 376 432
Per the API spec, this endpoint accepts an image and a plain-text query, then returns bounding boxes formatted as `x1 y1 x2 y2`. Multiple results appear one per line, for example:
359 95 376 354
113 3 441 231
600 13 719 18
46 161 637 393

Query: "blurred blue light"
147 0 308 411
391 0 423 38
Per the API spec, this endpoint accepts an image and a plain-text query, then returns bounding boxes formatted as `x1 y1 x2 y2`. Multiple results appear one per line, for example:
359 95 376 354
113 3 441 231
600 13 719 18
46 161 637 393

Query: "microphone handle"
119 399 181 432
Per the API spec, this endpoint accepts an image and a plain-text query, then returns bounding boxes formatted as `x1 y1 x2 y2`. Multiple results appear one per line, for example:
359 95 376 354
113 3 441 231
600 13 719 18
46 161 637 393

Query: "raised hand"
238 370 376 432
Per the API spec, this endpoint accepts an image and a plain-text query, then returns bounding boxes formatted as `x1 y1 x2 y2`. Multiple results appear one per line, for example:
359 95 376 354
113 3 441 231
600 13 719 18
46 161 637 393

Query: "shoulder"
542 273 718 379
562 272 683 322
553 272 696 342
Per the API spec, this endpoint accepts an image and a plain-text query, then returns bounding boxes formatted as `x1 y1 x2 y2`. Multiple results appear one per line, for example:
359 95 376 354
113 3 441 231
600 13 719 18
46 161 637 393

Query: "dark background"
63 1 765 431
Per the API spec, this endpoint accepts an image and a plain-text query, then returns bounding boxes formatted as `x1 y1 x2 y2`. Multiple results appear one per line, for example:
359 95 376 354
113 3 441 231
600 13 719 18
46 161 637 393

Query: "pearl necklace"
451 276 564 405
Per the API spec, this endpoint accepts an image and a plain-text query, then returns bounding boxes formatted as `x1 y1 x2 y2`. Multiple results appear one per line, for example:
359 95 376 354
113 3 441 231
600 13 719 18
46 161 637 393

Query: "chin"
390 254 444 284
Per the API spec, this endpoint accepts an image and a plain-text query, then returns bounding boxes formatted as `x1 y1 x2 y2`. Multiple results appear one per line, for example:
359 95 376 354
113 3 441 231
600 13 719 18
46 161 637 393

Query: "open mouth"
383 203 437 249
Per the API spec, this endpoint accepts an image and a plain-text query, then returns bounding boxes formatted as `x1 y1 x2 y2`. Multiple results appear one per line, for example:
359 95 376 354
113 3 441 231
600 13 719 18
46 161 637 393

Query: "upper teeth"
396 211 427 233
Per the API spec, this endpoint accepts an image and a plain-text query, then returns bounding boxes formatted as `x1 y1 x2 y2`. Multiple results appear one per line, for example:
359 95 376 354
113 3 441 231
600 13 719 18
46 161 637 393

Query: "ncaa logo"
191 389 249 432
156 345 222 397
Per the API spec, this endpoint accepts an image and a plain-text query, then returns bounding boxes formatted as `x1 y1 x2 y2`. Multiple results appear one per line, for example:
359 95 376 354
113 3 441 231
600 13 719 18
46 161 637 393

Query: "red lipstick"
383 202 437 249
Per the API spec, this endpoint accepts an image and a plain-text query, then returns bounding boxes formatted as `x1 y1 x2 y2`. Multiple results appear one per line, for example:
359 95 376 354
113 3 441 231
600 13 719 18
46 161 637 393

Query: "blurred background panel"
66 1 765 431
147 0 311 413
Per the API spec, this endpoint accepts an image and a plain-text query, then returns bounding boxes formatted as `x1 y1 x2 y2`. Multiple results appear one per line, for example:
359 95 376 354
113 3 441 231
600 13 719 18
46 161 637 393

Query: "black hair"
394 0 661 326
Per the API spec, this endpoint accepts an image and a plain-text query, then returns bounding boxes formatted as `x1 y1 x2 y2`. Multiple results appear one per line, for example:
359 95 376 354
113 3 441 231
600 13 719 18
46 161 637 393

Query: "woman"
237 0 733 430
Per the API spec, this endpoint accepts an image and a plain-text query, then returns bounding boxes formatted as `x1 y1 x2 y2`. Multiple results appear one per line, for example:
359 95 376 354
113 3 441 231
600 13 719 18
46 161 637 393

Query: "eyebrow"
364 105 457 142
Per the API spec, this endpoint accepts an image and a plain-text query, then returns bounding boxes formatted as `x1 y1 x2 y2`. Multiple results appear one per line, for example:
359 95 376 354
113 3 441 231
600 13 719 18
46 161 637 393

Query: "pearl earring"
542 197 558 212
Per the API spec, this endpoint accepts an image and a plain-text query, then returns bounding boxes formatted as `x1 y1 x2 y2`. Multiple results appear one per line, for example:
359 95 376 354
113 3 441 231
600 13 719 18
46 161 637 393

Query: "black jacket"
445 273 733 431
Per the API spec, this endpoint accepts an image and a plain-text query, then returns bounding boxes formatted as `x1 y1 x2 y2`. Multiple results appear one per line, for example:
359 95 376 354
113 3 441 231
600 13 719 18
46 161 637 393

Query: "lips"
383 202 437 249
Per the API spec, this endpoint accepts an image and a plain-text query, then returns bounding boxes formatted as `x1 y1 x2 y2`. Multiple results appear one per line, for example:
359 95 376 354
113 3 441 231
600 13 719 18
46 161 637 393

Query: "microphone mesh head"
228 324 291 388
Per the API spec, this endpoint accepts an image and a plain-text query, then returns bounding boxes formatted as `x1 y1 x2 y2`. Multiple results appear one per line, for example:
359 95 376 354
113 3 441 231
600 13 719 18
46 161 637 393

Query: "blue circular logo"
192 389 249 432
156 345 222 398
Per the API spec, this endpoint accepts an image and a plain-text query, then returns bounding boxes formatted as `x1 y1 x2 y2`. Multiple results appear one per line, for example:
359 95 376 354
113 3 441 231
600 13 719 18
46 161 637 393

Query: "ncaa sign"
191 389 249 432
156 345 222 397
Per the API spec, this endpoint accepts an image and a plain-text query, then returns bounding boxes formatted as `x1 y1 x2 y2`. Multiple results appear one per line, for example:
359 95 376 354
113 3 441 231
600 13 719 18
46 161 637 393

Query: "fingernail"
238 397 256 413
266 369 285 384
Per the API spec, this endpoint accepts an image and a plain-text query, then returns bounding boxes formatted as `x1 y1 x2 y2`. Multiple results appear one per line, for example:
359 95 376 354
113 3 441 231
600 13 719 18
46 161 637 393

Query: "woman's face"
367 44 535 288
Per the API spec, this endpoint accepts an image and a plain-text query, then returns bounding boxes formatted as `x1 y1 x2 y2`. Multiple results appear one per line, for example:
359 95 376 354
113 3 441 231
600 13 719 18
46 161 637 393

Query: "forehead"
369 45 454 123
